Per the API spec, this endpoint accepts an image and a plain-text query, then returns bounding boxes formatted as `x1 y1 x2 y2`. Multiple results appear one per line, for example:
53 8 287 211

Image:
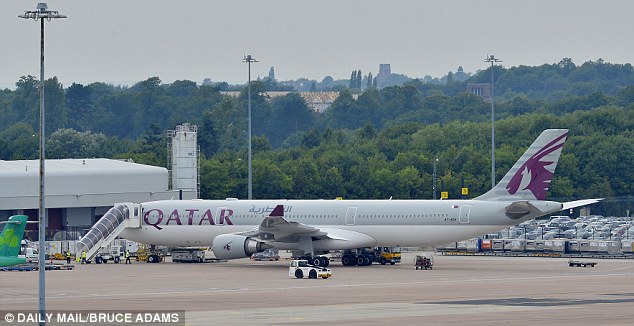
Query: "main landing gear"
298 255 330 267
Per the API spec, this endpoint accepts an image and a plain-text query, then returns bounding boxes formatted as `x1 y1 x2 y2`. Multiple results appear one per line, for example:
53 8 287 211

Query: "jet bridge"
77 203 140 261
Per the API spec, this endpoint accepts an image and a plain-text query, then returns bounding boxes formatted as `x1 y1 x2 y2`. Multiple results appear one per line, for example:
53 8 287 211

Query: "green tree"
0 123 38 160
43 77 68 134
268 93 314 147
47 128 117 159
65 83 94 131
209 97 246 152
0 89 16 130
349 71 356 89
252 159 293 199
199 159 233 199
12 76 40 129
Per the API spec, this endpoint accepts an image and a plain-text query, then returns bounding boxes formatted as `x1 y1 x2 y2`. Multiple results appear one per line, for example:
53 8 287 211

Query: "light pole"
433 158 438 199
19 3 66 325
242 54 258 200
484 54 502 188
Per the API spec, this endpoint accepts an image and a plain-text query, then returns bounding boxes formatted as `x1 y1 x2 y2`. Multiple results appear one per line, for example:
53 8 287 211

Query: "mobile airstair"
77 203 140 262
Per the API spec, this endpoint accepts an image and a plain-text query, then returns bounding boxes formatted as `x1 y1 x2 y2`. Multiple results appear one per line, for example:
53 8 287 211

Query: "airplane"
0 215 28 267
80 129 600 266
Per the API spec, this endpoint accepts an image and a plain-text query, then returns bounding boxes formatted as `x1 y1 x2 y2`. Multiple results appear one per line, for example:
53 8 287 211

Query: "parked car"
251 249 280 261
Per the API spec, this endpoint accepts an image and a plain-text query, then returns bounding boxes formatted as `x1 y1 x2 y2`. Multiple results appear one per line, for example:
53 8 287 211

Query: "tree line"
0 59 632 216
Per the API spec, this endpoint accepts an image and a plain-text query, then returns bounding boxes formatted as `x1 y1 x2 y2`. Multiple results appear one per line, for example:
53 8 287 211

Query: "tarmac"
1 253 633 325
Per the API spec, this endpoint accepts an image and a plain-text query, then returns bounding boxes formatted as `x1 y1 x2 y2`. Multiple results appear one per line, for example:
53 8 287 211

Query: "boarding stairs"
77 203 140 261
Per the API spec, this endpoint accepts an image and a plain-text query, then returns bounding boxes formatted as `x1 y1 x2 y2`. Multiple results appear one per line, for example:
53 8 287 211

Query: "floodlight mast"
18 3 66 326
242 54 258 200
484 54 502 189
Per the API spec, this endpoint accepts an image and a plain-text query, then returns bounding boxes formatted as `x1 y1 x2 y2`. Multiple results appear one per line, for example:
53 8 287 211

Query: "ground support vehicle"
1 263 74 271
341 246 402 266
374 246 402 265
415 255 433 270
341 249 373 266
94 245 123 264
289 260 332 279
19 241 39 262
136 244 164 263
172 248 214 263
568 259 597 267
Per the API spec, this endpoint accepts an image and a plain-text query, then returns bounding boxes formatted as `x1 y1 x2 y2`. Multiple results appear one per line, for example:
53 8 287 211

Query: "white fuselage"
119 198 562 249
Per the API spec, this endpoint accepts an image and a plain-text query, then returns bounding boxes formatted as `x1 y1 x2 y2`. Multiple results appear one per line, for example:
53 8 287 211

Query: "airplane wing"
562 198 603 211
239 205 328 242
213 204 376 261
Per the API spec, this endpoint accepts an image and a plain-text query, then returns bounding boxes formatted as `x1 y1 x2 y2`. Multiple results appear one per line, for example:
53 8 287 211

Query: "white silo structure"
167 123 199 198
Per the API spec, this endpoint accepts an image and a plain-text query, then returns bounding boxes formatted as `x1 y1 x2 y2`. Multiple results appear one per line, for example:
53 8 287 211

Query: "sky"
1 0 633 89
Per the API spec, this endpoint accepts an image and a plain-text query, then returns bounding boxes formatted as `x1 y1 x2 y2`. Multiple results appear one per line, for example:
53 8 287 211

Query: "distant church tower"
376 64 391 89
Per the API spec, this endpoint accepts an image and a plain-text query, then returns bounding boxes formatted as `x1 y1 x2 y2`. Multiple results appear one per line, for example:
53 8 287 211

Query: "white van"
19 247 39 262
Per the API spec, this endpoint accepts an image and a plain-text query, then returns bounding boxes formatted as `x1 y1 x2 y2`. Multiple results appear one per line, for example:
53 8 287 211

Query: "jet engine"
211 234 272 260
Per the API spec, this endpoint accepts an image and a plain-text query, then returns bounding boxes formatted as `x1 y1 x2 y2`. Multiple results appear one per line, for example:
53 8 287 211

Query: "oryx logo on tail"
506 132 568 200
476 129 569 202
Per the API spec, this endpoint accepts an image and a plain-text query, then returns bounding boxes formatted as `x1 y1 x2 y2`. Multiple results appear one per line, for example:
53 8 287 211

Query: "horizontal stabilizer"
562 198 603 211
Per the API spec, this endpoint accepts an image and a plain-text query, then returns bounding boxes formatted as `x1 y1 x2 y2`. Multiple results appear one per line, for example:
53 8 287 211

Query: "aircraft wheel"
311 257 323 266
295 269 303 279
309 270 317 279
356 256 365 266
342 255 352 266
320 257 329 267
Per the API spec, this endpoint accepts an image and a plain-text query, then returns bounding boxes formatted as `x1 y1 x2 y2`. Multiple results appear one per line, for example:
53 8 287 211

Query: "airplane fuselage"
119 198 562 249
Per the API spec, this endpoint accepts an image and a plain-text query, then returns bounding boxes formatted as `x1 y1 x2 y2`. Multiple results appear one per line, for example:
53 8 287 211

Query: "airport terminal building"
0 124 199 241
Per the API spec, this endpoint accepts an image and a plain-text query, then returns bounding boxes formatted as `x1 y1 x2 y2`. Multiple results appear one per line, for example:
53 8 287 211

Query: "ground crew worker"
66 251 71 264
81 250 87 264
125 250 131 264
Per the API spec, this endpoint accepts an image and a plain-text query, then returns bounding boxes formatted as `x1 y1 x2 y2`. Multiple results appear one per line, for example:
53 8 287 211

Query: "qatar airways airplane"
80 129 599 266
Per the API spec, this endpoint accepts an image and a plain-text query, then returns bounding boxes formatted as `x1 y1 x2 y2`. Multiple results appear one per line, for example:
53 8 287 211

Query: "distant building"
376 64 392 89
453 66 470 82
222 91 343 113
300 92 339 113
466 83 492 100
